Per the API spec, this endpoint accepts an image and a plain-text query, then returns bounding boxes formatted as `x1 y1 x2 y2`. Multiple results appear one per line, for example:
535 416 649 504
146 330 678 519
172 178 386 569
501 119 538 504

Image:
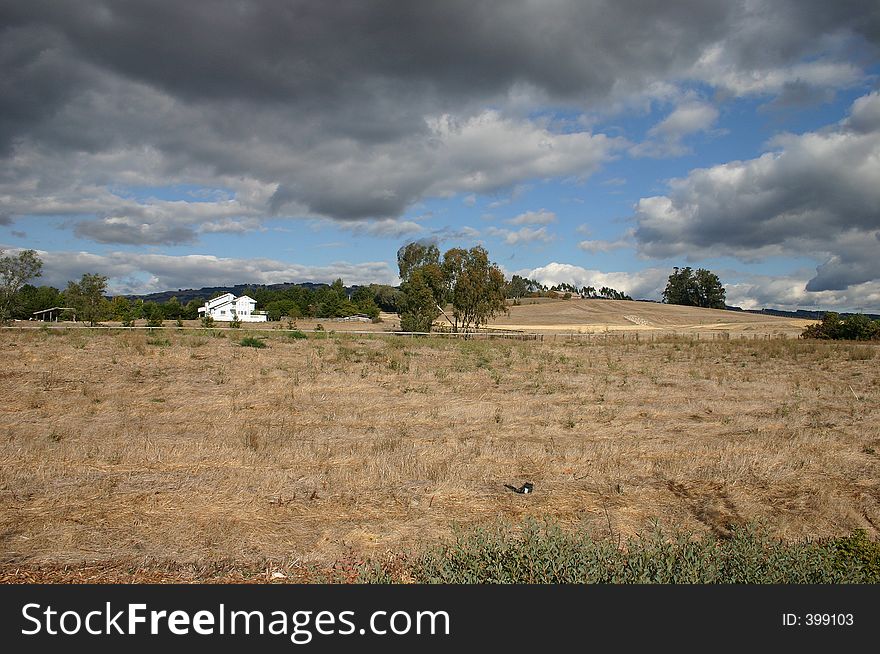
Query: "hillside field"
1 310 878 582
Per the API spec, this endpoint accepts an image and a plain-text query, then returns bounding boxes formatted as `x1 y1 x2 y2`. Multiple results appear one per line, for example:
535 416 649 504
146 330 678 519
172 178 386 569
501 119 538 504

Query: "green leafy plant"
239 336 266 348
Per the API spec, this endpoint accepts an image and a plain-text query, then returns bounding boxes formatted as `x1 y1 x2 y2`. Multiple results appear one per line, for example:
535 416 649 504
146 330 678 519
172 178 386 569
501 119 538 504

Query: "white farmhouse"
198 293 267 322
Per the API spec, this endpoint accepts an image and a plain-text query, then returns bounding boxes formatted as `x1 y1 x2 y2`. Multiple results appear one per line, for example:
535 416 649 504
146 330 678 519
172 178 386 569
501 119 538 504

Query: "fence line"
2 323 794 342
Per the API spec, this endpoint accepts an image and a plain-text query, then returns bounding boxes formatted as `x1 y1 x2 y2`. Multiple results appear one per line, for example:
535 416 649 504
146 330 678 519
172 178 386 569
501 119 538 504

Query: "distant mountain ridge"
728 305 880 321
125 282 336 304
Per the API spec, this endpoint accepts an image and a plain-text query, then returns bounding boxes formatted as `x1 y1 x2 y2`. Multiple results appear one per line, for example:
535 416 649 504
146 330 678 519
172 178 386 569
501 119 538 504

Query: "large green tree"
65 273 109 325
442 246 508 332
662 266 726 309
0 249 43 322
397 242 446 332
398 268 443 332
12 284 62 319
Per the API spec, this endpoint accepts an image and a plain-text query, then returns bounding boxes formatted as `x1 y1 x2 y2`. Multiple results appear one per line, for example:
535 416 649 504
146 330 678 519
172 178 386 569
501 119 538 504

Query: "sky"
2 1 879 311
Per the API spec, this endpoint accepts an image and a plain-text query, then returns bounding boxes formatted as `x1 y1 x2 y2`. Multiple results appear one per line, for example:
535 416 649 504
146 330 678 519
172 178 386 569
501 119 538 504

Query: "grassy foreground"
1 327 878 580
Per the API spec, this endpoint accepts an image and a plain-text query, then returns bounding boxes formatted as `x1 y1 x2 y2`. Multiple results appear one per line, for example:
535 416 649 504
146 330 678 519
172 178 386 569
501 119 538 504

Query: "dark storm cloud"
1 0 878 241
2 1 732 105
73 218 198 246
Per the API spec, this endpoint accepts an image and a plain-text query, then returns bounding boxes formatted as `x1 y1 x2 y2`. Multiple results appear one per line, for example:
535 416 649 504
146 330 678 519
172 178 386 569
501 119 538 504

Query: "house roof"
204 293 235 309
32 307 76 315
202 293 257 311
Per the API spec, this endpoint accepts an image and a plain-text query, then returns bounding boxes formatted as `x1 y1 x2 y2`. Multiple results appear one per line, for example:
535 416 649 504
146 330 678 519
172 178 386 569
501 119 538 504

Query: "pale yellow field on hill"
434 297 813 336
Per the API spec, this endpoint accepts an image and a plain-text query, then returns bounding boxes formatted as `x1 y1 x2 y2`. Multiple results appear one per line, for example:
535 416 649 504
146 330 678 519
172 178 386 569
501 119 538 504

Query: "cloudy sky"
2 1 879 311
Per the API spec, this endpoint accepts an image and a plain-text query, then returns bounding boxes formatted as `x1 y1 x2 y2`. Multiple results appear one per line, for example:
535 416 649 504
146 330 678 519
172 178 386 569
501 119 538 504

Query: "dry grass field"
1 316 878 581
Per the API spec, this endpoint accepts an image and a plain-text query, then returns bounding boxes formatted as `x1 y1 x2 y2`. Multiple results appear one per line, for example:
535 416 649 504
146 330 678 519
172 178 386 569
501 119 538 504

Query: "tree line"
506 277 631 302
3 246 758 332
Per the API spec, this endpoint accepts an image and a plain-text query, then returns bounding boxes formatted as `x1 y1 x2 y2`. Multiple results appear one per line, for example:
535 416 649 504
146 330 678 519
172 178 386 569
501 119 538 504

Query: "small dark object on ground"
505 482 534 494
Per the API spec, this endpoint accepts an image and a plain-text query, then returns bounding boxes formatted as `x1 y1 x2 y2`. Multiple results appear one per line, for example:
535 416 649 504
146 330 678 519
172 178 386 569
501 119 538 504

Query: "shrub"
239 336 266 348
230 315 242 329
824 529 880 579
288 330 308 339
802 312 880 340
144 302 164 327
400 313 431 332
200 315 214 328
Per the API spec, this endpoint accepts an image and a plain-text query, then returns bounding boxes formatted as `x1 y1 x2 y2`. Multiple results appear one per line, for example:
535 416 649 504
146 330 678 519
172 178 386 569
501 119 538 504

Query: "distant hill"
730 306 880 321
126 281 338 304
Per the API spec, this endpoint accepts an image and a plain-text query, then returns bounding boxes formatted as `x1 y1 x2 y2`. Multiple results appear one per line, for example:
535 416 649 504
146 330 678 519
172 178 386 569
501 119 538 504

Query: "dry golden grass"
1 325 878 581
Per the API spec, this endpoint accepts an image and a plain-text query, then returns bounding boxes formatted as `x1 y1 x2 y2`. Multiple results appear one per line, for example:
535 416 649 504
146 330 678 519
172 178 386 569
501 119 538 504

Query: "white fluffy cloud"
631 99 720 158
523 262 669 299
508 209 557 225
486 225 555 245
577 236 633 254
633 91 880 292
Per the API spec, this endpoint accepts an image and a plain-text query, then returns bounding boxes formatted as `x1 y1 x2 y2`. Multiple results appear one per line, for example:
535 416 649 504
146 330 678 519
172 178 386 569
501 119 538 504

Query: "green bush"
802 312 880 340
200 315 214 328
239 336 266 348
824 529 880 579
356 520 880 584
230 315 242 329
288 330 308 339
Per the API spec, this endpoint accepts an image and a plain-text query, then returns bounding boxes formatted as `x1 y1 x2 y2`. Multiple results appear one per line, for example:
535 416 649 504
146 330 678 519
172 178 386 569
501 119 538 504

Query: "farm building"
198 293 267 322
32 307 77 322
